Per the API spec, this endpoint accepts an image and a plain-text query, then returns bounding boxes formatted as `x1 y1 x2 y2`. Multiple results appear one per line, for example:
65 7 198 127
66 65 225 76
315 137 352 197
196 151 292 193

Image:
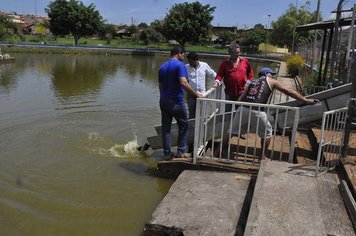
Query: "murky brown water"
0 52 278 235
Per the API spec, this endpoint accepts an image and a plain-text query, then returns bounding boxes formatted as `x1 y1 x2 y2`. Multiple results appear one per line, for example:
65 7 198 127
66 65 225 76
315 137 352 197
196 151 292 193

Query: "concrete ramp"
245 160 354 236
144 170 253 236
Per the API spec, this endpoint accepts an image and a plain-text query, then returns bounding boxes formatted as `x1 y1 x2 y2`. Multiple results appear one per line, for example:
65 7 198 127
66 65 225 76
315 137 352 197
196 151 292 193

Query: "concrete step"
244 160 355 236
144 170 254 236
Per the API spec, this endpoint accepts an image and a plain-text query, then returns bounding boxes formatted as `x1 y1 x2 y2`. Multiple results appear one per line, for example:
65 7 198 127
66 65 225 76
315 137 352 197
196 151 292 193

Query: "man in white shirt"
186 52 217 119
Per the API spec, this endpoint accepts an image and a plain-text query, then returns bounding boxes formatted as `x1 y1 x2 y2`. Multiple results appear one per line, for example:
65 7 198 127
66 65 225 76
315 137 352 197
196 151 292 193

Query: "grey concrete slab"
245 160 355 236
144 170 252 236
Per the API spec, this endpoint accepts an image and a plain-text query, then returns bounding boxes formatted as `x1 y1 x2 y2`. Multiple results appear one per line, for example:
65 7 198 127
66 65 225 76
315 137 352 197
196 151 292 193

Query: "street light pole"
266 14 271 55
311 0 321 73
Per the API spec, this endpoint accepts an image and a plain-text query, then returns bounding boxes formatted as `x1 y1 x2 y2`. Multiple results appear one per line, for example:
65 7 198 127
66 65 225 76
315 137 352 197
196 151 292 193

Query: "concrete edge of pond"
143 170 256 236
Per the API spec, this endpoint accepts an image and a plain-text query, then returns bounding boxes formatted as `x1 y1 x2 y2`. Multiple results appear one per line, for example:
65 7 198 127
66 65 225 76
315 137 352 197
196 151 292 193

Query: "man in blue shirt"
159 46 202 159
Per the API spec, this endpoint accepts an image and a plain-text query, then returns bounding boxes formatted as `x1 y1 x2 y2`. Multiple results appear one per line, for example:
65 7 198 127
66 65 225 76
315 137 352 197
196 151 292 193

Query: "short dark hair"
187 52 199 60
228 43 240 54
170 46 185 56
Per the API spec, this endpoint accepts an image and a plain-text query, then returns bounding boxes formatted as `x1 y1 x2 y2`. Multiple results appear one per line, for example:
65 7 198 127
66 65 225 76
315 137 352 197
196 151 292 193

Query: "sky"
1 0 356 28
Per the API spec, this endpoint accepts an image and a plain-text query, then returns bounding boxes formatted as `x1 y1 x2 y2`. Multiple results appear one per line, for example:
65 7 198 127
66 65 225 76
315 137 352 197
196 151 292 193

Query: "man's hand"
211 81 220 89
196 91 204 98
305 98 319 105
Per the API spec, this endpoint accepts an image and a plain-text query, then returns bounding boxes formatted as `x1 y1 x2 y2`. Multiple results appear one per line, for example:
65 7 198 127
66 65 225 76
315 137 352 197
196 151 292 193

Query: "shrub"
286 55 304 77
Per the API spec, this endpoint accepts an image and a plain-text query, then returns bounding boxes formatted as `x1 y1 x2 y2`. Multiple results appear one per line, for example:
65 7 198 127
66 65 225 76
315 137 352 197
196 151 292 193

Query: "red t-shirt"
215 57 254 97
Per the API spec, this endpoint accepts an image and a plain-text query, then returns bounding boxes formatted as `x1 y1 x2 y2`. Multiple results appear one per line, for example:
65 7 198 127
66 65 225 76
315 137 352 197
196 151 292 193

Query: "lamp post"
35 0 37 16
266 14 271 55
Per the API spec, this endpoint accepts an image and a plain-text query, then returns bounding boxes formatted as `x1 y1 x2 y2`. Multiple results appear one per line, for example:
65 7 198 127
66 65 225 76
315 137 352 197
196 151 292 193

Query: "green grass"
19 35 227 53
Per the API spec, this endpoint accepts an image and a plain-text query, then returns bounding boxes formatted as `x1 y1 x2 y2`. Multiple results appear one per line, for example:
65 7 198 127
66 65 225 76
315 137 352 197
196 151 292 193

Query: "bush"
286 55 304 77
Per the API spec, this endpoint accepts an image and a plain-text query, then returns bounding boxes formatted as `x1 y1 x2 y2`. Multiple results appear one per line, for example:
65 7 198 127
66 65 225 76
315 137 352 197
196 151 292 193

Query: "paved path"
245 160 354 236
271 62 297 104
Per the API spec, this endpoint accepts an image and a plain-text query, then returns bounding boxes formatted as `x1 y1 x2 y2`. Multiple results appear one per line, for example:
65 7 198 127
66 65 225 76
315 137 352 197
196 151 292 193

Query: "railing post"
193 98 202 164
289 108 300 163
341 98 356 158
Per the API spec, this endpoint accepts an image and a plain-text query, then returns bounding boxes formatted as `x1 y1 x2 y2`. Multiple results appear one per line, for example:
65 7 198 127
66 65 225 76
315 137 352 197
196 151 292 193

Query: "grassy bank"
2 35 227 55
1 35 287 62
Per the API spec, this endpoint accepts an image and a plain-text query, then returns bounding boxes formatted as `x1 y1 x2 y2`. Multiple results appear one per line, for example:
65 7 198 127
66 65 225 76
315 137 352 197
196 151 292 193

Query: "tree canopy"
218 31 236 47
270 1 320 49
139 27 162 45
242 24 267 47
46 0 103 45
161 1 215 46
98 23 117 43
0 15 20 42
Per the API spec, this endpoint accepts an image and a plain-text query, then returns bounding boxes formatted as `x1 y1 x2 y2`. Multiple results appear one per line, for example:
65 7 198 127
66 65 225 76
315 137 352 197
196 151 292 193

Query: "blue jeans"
187 93 196 119
159 98 188 156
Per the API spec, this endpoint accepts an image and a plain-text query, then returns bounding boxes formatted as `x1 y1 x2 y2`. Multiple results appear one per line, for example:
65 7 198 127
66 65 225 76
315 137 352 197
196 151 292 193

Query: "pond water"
0 52 278 235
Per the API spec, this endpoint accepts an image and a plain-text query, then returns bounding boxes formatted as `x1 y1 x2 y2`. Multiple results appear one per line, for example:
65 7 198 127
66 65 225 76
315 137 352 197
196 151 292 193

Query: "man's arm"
245 59 254 81
205 63 217 81
212 61 225 88
271 79 318 105
180 77 202 98
238 83 249 101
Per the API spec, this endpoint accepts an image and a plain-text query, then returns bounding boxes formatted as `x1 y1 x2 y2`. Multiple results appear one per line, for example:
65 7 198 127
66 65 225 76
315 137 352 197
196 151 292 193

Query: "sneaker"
175 152 191 158
164 152 175 161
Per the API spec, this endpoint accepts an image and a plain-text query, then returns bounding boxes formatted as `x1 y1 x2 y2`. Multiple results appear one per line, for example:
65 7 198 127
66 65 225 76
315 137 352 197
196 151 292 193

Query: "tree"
46 0 103 45
270 1 319 49
126 24 138 36
139 27 162 45
218 31 236 47
150 19 163 34
35 23 47 41
242 24 267 47
0 15 20 42
138 22 148 29
98 23 117 43
161 1 215 46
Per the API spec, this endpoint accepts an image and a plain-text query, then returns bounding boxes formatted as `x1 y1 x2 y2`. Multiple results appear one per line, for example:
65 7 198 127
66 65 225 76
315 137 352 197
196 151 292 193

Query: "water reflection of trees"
51 55 119 99
0 63 18 94
115 54 165 84
1 53 279 102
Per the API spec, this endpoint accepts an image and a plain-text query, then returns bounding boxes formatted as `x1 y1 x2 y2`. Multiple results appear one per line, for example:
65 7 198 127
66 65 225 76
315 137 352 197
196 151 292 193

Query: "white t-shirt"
186 61 217 93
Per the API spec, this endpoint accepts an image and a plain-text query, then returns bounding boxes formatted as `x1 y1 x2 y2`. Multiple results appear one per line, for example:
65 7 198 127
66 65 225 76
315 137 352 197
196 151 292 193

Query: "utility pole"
310 0 321 74
346 5 356 83
296 0 298 11
341 56 356 158
330 0 345 82
266 14 271 55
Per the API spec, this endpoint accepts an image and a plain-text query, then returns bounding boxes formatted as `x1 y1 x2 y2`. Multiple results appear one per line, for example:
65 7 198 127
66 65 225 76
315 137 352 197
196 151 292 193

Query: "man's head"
187 52 199 67
258 68 277 78
171 46 186 61
228 43 241 61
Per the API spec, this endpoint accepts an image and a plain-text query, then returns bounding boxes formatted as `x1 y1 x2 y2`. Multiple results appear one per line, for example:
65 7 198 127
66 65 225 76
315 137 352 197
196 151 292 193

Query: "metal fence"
269 89 292 104
315 107 349 176
192 97 300 165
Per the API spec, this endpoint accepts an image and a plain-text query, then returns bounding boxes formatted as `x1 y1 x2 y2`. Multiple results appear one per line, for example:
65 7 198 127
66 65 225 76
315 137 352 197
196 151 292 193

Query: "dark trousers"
159 98 188 156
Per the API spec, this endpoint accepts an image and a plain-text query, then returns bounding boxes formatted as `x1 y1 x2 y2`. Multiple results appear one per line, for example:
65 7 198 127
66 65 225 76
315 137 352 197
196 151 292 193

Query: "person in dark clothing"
220 67 318 159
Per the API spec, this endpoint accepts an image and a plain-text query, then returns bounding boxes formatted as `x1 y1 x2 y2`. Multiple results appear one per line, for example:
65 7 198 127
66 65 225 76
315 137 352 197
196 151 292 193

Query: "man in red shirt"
213 43 254 110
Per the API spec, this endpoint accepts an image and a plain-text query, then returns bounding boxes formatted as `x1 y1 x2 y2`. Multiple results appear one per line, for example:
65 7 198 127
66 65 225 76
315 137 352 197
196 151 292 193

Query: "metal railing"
193 98 300 165
315 107 348 176
269 89 292 104
301 85 329 96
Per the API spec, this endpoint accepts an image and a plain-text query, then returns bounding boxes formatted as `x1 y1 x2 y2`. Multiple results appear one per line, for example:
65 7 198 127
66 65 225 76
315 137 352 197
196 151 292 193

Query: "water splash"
124 139 139 154
86 132 109 156
88 123 146 158
109 139 140 158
